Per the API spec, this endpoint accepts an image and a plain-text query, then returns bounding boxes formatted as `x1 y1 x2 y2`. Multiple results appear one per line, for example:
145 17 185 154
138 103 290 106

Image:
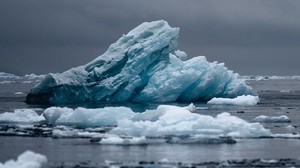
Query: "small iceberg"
252 115 291 123
207 95 259 106
26 20 256 104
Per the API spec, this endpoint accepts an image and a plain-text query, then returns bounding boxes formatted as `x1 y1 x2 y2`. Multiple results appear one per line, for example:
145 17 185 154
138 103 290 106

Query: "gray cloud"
0 0 300 75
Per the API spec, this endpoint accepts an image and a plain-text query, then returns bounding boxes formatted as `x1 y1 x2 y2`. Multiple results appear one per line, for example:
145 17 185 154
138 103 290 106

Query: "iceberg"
26 20 255 104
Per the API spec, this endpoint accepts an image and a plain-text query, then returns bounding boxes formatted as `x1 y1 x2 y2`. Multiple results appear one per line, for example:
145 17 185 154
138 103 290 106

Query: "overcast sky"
1 0 300 75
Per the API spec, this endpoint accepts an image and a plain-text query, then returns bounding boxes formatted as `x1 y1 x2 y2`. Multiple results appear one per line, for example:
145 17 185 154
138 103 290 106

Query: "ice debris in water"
207 95 259 106
26 20 255 104
0 109 45 124
252 115 291 123
0 72 18 79
99 136 148 145
43 104 271 138
0 150 47 168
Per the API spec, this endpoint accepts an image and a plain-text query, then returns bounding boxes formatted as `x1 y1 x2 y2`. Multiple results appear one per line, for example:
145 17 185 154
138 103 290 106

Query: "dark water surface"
0 78 300 166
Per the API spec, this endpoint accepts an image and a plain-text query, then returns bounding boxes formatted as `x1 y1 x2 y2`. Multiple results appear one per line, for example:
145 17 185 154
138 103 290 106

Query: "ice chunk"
43 106 135 127
14 92 24 95
112 106 270 138
0 72 18 79
52 129 102 138
99 136 147 145
241 75 300 81
24 73 45 80
42 104 270 138
166 135 236 144
0 109 45 124
207 95 259 106
26 20 255 104
0 150 47 168
252 115 291 123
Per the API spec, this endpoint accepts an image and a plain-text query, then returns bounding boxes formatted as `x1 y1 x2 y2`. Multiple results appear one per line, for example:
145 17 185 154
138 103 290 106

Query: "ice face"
26 20 256 104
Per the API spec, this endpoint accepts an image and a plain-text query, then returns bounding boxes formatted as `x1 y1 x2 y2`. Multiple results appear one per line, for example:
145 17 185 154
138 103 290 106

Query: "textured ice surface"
253 115 291 123
26 20 255 104
0 150 47 168
207 95 259 106
0 109 45 124
42 104 271 138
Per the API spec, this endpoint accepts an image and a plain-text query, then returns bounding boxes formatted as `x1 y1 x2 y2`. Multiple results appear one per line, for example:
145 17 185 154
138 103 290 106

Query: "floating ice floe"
207 95 259 106
43 106 135 127
252 115 291 123
14 92 24 95
99 136 148 145
0 81 16 84
43 104 271 138
0 109 45 124
0 72 18 79
26 20 255 104
23 73 46 80
0 150 47 168
241 75 300 81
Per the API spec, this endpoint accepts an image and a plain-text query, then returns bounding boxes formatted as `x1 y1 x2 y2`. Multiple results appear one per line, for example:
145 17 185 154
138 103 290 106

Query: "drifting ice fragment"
26 20 255 104
253 115 291 123
42 104 271 138
0 150 47 168
0 109 45 124
0 72 18 79
207 95 259 106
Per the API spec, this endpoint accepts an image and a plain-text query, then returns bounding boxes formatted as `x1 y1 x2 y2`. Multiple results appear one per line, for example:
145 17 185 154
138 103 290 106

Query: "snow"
0 109 45 124
26 20 255 104
41 104 270 138
207 95 259 106
252 115 291 123
0 150 47 168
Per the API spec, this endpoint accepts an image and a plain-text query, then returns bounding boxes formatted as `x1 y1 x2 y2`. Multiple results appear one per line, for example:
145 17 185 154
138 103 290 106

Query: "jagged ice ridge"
26 20 255 104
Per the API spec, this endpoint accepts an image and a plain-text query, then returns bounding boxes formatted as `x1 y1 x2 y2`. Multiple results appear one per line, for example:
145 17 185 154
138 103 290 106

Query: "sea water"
0 77 300 167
